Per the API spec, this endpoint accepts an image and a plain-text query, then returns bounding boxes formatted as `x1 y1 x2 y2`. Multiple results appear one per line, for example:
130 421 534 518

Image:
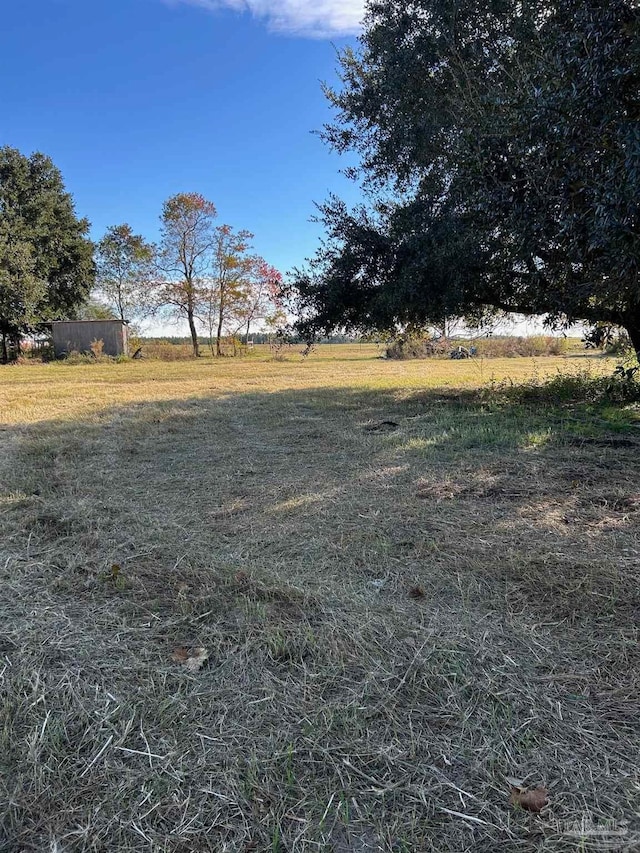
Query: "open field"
0 344 606 425
1 347 639 852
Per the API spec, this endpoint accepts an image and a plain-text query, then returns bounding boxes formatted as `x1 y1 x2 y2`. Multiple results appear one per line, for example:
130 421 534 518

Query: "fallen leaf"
509 785 548 813
409 585 426 599
184 647 209 672
171 646 190 663
171 646 209 672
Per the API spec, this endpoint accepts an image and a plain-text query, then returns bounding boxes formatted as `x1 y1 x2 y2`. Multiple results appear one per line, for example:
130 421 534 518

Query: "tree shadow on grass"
2 381 637 617
1 383 639 852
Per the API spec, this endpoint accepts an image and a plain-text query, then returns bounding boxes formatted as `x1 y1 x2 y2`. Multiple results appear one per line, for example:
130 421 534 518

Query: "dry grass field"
1 346 639 852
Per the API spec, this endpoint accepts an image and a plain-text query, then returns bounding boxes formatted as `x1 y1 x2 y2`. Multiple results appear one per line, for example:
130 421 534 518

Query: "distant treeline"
139 333 361 345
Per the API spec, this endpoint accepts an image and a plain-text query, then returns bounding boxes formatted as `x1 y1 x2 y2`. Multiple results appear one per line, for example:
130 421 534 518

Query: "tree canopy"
154 194 283 357
0 146 94 361
95 224 154 322
290 0 640 355
204 226 284 356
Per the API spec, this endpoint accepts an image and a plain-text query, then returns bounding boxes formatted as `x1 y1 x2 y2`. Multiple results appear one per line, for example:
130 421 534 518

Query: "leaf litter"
509 784 549 814
171 646 209 672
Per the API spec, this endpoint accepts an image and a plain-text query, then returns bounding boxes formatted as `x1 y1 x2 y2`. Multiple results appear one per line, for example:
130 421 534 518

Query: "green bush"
386 337 447 359
488 363 640 406
385 334 574 360
605 331 634 357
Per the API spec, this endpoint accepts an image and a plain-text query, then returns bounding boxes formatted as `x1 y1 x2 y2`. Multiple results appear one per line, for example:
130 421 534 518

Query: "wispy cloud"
166 0 364 37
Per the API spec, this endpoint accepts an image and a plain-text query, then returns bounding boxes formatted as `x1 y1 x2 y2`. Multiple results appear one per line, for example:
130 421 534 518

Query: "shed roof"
49 319 129 325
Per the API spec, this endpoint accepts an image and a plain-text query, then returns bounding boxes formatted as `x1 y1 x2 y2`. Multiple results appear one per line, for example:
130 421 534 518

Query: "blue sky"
1 0 365 281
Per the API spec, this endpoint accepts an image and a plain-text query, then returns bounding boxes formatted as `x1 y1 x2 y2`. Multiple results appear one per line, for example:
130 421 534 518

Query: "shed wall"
52 321 128 358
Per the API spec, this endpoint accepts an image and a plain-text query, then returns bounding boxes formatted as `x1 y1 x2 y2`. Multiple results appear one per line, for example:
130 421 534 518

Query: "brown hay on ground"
0 374 639 852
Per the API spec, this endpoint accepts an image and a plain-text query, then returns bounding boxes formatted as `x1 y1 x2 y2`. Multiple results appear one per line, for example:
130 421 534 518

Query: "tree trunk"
246 319 251 345
187 309 200 357
1 330 7 364
117 284 126 322
216 299 224 357
625 317 640 361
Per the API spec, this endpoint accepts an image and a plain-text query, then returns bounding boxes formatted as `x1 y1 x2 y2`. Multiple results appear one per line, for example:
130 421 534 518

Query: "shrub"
472 335 572 358
488 363 640 406
62 350 108 365
605 331 633 357
90 338 105 359
386 337 446 359
385 334 574 360
270 331 293 361
142 342 195 360
216 337 248 357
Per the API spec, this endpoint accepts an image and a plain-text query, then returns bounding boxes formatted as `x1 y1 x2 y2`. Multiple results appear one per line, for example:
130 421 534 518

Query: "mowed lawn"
1 347 639 852
0 343 591 424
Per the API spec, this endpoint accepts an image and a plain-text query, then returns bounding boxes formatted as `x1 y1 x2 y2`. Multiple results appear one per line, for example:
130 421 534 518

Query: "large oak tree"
0 147 94 362
291 0 640 356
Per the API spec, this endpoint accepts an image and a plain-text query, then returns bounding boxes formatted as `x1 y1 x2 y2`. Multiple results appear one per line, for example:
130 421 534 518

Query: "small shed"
51 320 129 358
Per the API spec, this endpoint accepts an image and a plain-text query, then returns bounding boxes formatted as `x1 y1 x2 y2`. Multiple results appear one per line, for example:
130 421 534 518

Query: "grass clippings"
0 347 638 852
